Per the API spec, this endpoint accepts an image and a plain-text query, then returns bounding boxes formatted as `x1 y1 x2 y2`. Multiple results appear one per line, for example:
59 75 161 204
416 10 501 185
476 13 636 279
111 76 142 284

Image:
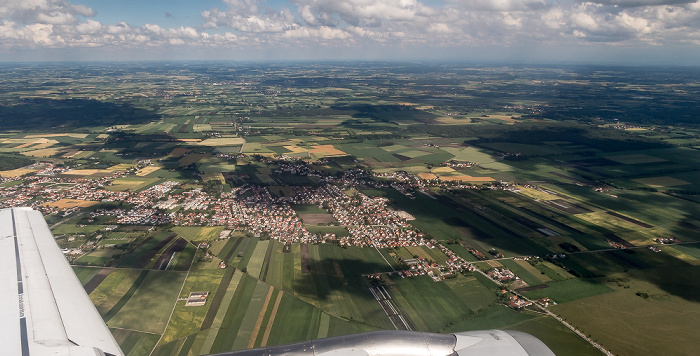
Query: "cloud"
0 0 96 24
75 18 101 34
587 0 697 7
35 11 76 25
201 1 298 33
282 25 350 40
0 0 698 60
450 0 549 11
292 0 430 26
70 3 95 17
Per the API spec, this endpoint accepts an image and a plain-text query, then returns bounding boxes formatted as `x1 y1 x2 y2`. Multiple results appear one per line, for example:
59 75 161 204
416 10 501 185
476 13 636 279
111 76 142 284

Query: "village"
0 161 484 281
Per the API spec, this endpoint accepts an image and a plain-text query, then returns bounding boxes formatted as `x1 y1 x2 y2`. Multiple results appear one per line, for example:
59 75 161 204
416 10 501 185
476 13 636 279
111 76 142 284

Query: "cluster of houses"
488 268 517 282
508 295 533 309
399 253 473 281
655 237 680 244
0 161 536 286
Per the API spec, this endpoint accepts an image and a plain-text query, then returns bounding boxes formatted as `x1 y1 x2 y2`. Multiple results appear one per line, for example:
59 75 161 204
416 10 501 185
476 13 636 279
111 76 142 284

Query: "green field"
443 274 498 312
298 244 394 328
292 204 327 214
172 226 225 242
73 266 101 285
90 269 146 314
522 278 615 304
106 177 163 192
390 275 474 331
76 248 122 265
305 225 350 237
111 328 161 356
52 223 106 235
551 270 700 356
117 231 174 268
499 259 543 286
108 271 187 333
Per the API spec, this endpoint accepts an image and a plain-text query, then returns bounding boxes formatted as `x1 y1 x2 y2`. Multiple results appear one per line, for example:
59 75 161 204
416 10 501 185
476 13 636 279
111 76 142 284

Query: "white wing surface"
0 207 124 356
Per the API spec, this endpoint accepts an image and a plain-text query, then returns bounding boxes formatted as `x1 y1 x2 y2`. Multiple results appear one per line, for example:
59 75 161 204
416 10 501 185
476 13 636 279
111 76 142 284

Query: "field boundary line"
260 292 284 347
109 326 161 335
248 285 274 348
148 248 196 356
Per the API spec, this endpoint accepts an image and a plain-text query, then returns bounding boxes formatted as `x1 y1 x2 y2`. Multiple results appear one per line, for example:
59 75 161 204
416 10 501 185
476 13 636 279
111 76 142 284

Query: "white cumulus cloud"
0 0 697 61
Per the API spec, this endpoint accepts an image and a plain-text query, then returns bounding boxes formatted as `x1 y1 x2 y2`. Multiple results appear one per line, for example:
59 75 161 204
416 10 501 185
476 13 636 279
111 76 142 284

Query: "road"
472 268 614 356
49 211 86 229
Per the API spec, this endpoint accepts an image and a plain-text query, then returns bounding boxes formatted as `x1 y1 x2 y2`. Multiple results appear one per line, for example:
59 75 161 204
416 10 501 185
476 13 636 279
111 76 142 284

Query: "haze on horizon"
1 0 700 65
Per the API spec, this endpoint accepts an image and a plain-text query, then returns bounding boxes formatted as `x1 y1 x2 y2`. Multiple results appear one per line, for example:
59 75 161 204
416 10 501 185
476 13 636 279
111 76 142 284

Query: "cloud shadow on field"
0 98 159 130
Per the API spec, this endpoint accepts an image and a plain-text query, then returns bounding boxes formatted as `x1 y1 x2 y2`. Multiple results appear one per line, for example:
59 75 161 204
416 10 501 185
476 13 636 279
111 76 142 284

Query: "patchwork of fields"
2 63 699 356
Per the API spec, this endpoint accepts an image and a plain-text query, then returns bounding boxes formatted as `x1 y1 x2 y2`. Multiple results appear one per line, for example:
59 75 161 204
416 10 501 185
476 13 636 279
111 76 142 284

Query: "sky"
1 0 699 64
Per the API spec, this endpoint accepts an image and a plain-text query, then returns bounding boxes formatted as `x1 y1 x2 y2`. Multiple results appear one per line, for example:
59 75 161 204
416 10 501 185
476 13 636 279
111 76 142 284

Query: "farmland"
1 63 699 356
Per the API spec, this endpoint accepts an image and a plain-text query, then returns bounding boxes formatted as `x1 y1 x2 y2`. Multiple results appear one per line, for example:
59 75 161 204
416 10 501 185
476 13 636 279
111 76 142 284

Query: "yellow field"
108 164 133 171
417 173 438 180
62 150 81 158
6 138 59 150
517 187 559 200
484 115 519 123
486 260 503 268
662 246 700 266
309 145 347 156
136 166 161 176
97 134 110 139
202 172 225 183
14 139 49 149
44 199 99 209
2 138 37 145
29 141 58 149
431 167 456 174
633 176 690 187
283 145 308 154
439 175 494 182
24 133 88 138
71 151 94 159
194 137 245 146
22 148 62 157
0 169 36 177
61 163 129 175
62 169 113 177
435 117 473 125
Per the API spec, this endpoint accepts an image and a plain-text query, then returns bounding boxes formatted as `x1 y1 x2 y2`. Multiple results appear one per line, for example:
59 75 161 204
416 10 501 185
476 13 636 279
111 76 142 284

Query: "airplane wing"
208 329 556 356
0 207 124 356
1 207 556 356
